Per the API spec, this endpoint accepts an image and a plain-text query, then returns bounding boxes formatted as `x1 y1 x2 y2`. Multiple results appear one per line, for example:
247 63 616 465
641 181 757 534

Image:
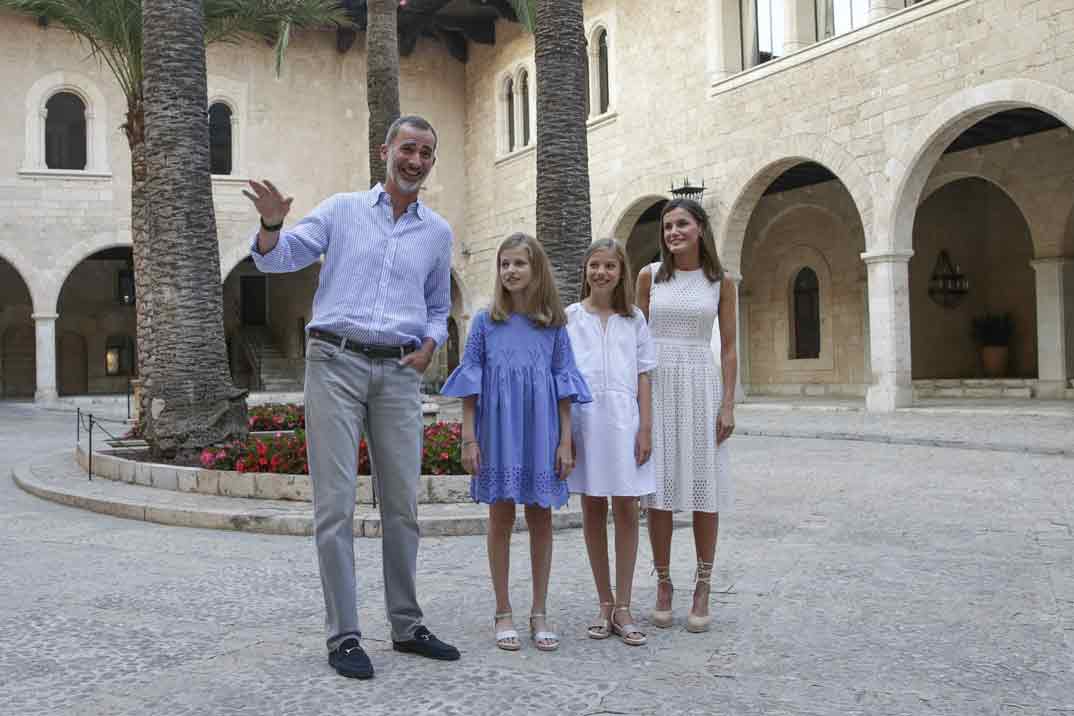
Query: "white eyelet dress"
640 265 733 513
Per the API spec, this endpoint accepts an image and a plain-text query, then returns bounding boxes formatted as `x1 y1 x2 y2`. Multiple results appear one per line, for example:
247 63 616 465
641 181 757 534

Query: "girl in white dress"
636 198 737 634
567 238 657 647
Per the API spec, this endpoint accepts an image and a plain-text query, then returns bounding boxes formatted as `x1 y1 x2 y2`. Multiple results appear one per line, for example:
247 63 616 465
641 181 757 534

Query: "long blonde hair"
490 233 567 328
654 198 724 284
579 238 635 318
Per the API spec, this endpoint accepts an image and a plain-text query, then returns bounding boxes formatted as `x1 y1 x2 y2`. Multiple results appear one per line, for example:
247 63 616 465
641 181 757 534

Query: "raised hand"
242 179 293 226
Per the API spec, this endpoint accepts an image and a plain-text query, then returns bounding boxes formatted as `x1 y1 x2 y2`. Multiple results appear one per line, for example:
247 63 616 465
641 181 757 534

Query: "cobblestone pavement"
2 401 1072 716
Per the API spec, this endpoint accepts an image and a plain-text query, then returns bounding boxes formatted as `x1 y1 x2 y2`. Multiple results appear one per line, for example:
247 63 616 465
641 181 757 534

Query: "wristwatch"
260 217 284 232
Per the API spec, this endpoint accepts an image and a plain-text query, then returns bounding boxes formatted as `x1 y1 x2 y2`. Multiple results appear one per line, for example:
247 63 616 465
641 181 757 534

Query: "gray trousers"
304 337 424 649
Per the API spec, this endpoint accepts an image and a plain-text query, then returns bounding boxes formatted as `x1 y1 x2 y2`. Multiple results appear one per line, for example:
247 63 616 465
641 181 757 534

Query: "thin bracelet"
462 439 477 447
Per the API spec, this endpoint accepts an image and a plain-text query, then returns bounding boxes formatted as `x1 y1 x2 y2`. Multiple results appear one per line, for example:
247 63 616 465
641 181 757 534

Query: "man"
244 115 459 679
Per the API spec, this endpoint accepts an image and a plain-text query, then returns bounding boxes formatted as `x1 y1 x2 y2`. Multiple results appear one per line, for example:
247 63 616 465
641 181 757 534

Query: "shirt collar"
369 183 425 220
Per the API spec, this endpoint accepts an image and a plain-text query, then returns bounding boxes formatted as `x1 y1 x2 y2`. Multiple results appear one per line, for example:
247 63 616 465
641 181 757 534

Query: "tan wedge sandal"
686 560 714 633
650 564 674 628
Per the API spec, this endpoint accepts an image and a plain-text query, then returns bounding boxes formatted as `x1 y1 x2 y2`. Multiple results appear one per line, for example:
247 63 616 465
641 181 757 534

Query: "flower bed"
200 422 464 476
248 403 305 431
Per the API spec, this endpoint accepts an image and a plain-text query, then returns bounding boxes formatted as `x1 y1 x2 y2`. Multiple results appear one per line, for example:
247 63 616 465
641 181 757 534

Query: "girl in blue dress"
441 233 591 653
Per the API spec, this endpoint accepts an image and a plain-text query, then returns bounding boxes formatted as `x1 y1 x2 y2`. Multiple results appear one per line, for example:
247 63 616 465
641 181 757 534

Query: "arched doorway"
910 178 1037 380
737 162 868 398
617 198 667 286
0 257 34 398
222 258 318 391
56 246 136 395
903 107 1074 394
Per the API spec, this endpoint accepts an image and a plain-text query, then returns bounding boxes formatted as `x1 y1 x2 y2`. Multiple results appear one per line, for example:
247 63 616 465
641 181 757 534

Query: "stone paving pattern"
2 401 1072 715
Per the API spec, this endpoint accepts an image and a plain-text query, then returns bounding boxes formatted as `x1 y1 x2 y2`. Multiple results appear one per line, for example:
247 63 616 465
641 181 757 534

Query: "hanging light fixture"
670 176 705 202
927 249 969 308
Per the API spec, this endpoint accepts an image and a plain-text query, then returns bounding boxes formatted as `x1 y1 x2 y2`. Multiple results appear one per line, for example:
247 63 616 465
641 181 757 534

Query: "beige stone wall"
741 181 869 395
458 0 1074 398
0 12 468 394
0 12 468 313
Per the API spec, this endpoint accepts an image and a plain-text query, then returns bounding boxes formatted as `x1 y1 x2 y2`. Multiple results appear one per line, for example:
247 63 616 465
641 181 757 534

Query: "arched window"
596 28 610 114
792 267 820 359
45 92 86 170
209 102 233 175
519 70 531 147
504 77 516 152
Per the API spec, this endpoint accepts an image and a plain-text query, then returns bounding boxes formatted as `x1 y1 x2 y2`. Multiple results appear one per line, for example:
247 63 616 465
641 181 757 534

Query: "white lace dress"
640 265 733 513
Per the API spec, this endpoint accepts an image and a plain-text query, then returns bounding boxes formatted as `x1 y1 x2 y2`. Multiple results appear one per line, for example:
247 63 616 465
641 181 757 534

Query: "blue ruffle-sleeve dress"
441 310 592 508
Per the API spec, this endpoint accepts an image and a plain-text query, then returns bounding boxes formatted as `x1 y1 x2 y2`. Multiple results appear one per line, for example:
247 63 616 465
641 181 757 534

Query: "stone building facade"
2 0 1073 410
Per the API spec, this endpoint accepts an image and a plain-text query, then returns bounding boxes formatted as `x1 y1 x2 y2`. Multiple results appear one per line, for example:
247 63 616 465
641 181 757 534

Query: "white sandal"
611 604 647 646
494 611 520 651
529 613 560 652
586 601 614 640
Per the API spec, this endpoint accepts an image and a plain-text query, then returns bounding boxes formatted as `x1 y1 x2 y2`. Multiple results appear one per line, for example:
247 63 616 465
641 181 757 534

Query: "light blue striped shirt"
250 184 453 348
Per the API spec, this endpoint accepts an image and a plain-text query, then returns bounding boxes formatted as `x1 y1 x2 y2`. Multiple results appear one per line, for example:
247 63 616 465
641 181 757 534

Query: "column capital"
1029 257 1074 270
861 250 914 265
30 312 59 321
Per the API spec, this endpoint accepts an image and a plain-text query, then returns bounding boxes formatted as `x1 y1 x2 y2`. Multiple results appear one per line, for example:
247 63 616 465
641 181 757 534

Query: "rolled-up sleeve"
250 194 337 273
422 230 453 347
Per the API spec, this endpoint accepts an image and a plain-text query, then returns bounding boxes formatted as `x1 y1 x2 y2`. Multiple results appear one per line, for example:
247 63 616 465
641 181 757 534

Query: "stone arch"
23 70 111 174
0 241 41 314
220 241 256 281
52 241 133 313
751 201 852 258
919 154 1057 260
717 134 875 276
881 78 1074 255
606 191 670 246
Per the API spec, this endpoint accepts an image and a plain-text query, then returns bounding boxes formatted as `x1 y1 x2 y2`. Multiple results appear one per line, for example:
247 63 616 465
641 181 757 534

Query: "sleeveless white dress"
640 265 733 513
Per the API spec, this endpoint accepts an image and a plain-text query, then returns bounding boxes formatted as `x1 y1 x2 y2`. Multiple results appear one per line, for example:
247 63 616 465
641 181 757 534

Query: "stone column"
862 251 914 412
1030 258 1074 397
784 0 818 53
733 276 748 402
707 0 742 84
868 0 905 23
32 312 58 402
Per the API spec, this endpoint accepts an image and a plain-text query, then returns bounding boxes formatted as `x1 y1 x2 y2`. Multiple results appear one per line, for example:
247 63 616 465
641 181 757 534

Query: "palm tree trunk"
142 0 248 463
366 0 401 187
534 0 591 304
124 99 153 421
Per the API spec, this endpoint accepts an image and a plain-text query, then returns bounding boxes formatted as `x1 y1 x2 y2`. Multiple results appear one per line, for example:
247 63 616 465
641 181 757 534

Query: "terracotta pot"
980 346 1009 378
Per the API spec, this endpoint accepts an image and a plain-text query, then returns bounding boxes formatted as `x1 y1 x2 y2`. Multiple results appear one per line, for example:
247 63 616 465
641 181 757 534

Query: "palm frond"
204 0 350 45
506 0 535 33
0 0 143 99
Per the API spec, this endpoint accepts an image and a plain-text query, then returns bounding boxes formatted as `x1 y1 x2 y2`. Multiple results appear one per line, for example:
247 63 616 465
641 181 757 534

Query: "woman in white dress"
567 239 657 646
636 198 737 633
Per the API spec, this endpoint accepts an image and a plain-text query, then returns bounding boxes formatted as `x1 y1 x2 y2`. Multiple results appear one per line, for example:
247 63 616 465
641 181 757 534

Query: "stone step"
13 453 608 537
913 385 1033 399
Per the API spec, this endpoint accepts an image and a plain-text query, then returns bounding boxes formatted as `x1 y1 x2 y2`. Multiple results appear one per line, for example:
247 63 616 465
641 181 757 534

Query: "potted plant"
971 313 1013 378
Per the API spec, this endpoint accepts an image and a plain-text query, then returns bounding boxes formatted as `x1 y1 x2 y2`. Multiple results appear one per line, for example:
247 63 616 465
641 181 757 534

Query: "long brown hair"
654 198 724 284
490 233 567 327
579 238 635 318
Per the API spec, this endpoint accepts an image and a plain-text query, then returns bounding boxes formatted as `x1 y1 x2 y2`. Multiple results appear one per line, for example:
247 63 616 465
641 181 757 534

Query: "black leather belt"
308 329 415 359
